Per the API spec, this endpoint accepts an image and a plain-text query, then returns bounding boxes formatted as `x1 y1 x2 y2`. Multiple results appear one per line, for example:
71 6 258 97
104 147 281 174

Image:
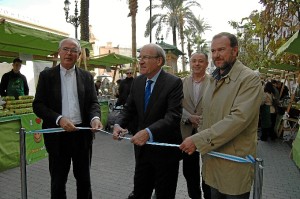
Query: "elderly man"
180 32 262 199
113 43 183 199
33 38 102 199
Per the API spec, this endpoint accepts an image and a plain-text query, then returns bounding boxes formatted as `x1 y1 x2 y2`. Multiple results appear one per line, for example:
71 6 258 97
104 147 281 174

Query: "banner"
0 119 21 172
20 113 47 164
292 128 300 169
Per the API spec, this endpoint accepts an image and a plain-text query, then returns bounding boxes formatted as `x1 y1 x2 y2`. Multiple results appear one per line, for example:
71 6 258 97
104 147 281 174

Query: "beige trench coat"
191 60 263 195
180 75 208 139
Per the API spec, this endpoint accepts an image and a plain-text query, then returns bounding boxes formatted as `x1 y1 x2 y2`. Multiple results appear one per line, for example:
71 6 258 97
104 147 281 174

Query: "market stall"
0 111 46 172
276 30 300 168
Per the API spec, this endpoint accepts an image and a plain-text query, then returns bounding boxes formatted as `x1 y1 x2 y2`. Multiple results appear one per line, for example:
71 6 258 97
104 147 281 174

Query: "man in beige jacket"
180 32 263 198
180 52 210 199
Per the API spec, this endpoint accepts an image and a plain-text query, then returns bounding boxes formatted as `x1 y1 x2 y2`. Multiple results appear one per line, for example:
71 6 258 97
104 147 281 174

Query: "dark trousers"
210 187 250 199
47 130 93 199
182 151 211 199
133 154 179 199
261 113 277 141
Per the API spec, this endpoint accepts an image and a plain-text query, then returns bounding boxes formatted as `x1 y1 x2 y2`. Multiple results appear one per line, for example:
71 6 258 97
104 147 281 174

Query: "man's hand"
179 137 197 155
59 117 77 132
131 129 149 146
189 115 201 128
91 118 103 133
112 124 128 140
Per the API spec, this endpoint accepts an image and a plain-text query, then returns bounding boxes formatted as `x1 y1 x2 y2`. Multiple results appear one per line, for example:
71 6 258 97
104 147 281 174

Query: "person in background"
100 77 110 95
113 79 121 99
113 43 183 199
95 79 102 96
271 79 280 102
260 81 277 141
180 32 262 198
180 52 210 199
33 38 102 199
0 57 29 99
115 68 134 106
276 80 289 100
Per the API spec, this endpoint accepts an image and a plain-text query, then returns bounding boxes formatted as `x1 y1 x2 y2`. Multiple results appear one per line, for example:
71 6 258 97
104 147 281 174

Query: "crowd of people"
1 32 295 199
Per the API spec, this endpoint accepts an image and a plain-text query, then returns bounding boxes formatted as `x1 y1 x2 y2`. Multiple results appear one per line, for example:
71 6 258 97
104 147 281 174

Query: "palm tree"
184 15 211 58
80 0 89 41
127 0 138 77
144 0 201 71
79 0 89 70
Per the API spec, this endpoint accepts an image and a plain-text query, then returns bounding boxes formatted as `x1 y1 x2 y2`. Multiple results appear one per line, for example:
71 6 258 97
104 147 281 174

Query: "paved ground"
0 131 300 199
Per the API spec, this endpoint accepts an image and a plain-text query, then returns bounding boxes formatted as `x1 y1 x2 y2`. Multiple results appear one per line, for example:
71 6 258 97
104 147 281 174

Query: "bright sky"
0 0 262 48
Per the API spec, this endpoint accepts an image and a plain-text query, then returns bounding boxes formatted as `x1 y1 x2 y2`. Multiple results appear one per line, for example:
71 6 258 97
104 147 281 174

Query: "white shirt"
59 65 82 124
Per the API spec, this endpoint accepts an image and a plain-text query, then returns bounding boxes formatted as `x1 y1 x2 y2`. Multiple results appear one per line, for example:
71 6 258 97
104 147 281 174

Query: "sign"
20 113 47 164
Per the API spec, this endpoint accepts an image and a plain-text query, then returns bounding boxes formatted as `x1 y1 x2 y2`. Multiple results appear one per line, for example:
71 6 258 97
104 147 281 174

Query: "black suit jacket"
116 70 183 161
33 65 100 152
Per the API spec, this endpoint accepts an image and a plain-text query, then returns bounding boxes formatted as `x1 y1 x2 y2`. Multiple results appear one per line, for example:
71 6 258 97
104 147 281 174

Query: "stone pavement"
0 132 300 199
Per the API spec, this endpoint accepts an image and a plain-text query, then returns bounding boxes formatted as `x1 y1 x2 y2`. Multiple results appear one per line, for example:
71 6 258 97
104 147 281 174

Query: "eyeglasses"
137 55 159 61
126 72 132 75
61 47 79 54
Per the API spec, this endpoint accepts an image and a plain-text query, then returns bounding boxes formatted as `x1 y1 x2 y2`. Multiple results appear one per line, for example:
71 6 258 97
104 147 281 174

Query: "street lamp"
64 0 80 39
149 0 152 43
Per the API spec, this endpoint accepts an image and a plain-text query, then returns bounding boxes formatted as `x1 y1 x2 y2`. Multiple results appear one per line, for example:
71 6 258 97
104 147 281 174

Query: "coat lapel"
186 76 196 106
140 76 148 115
52 65 62 112
75 67 85 114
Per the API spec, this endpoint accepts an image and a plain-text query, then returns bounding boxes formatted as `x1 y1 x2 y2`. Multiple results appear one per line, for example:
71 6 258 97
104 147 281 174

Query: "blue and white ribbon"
26 127 255 164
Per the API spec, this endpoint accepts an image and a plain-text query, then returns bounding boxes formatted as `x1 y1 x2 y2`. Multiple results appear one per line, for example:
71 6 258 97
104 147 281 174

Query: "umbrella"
277 30 300 55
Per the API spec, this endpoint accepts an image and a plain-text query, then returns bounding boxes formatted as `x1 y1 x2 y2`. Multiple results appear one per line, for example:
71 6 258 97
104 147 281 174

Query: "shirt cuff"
90 116 101 126
182 108 191 123
56 115 63 126
145 128 153 142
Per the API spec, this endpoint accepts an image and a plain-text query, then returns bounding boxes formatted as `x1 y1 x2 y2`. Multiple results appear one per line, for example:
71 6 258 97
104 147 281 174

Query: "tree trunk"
179 16 185 72
80 0 89 42
187 42 192 59
129 0 138 77
172 26 177 47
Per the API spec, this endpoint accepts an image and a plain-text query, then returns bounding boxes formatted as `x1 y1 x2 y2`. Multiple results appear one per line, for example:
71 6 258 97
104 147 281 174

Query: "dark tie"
144 80 153 111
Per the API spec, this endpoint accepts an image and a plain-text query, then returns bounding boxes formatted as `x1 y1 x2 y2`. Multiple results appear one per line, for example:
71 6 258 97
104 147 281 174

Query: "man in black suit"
113 43 183 199
33 38 102 199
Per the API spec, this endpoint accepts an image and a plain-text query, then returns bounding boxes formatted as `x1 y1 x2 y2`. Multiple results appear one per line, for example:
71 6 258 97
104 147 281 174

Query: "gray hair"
142 43 166 66
58 37 81 53
190 52 208 61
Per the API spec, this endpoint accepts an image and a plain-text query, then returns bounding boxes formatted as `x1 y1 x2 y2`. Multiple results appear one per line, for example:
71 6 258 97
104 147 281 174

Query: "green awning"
137 41 184 56
86 53 136 69
269 63 299 71
259 63 299 74
277 30 300 55
0 19 91 61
